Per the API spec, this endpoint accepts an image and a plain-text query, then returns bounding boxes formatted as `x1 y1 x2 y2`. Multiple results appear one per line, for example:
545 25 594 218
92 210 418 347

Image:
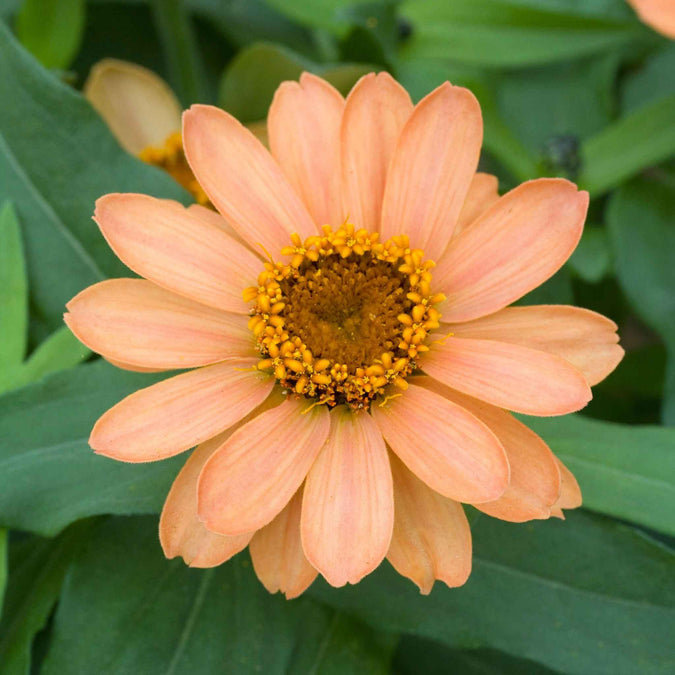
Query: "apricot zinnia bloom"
65 72 623 597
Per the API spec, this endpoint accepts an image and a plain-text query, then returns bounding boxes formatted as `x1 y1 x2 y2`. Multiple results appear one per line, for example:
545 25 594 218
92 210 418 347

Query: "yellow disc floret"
245 223 445 410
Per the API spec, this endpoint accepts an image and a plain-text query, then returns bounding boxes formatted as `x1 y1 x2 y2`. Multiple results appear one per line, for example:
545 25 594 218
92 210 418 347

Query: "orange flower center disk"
138 132 211 206
244 224 445 411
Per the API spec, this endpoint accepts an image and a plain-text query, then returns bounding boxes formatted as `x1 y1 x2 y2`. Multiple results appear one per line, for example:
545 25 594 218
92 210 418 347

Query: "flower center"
245 224 444 410
138 132 210 206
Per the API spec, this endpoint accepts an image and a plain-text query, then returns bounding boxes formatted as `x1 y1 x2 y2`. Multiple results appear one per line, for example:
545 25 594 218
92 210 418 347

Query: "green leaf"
0 360 182 535
0 201 27 368
0 521 92 675
607 176 675 422
43 516 395 674
0 22 187 333
15 0 85 70
218 42 374 122
311 511 675 675
395 637 558 675
525 415 675 535
398 0 645 67
0 529 6 611
580 93 675 196
622 43 675 113
263 0 363 35
567 226 612 282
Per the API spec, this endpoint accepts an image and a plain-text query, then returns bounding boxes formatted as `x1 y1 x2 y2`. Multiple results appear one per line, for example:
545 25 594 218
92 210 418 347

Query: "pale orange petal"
197 398 330 535
445 305 623 386
416 376 561 522
89 357 274 462
341 72 413 233
160 434 253 568
182 105 318 255
453 172 500 236
65 279 254 369
387 453 472 594
627 0 675 38
268 73 344 227
422 337 592 416
435 179 588 323
371 384 509 503
551 457 582 515
380 82 482 259
84 58 181 154
301 407 394 587
104 358 165 373
249 487 318 599
186 203 256 252
95 194 261 314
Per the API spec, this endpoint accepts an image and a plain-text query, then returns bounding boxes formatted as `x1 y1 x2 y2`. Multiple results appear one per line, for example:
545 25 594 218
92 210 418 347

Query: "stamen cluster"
245 224 444 410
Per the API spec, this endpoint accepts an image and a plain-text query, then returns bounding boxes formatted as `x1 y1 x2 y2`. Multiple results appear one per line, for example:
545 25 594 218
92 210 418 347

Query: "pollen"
138 132 210 206
245 224 444 410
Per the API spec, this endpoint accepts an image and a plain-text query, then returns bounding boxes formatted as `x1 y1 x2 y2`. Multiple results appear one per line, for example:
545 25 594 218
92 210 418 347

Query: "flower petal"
453 172 500 236
65 279 254 369
160 434 253 568
380 82 482 259
550 457 582 518
423 336 592 416
435 179 588 322
249 487 317 599
90 357 274 462
387 453 472 594
416 376 561 522
341 72 413 233
445 305 623 386
301 407 394 587
371 384 509 503
197 398 330 535
84 58 181 154
186 204 256 251
182 104 318 255
268 73 345 227
95 194 261 314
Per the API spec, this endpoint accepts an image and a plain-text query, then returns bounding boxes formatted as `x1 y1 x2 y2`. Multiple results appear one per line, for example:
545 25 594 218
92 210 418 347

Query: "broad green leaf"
311 511 675 675
0 521 92 675
0 201 27 368
607 177 675 423
0 360 182 535
525 415 675 535
622 43 675 113
15 0 85 70
263 0 362 35
43 516 395 674
0 529 6 611
580 93 675 195
0 22 187 333
567 226 612 282
395 637 557 674
398 0 645 67
218 42 374 122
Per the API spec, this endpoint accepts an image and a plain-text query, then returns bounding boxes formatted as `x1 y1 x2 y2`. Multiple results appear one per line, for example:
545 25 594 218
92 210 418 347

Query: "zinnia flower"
626 0 675 38
65 72 623 597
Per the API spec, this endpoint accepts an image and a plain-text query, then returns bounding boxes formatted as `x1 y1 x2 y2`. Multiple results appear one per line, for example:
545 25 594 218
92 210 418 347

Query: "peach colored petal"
160 434 253 568
416 376 561 522
435 179 588 323
380 82 482 259
627 0 675 38
341 72 413 233
95 194 261 314
90 357 274 462
551 457 582 516
371 384 508 503
197 398 330 536
84 58 181 155
182 105 318 255
301 407 394 587
104 358 165 373
268 73 344 227
249 488 318 599
445 305 623 386
453 172 500 236
65 279 254 369
387 453 472 594
187 204 258 254
422 336 592 416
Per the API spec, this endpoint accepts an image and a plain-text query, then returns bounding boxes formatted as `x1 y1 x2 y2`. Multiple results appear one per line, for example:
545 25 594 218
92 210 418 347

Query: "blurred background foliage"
0 0 673 673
